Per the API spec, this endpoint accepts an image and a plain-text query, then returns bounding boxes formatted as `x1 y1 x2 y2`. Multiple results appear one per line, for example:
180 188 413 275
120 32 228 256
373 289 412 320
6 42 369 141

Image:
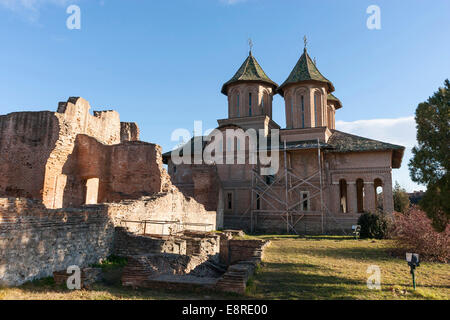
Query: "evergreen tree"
409 79 450 231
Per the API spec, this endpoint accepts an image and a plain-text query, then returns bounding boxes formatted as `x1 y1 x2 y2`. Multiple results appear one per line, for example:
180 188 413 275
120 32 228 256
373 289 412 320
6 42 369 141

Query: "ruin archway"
374 178 383 212
84 177 99 205
356 178 365 213
339 179 348 213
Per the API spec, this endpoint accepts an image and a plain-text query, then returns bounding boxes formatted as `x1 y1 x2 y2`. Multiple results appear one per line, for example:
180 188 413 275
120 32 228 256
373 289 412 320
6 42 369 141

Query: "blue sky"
0 0 449 191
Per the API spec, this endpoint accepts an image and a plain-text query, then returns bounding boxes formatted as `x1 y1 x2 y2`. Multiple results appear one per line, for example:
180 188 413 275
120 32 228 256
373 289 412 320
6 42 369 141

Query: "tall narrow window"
261 94 264 115
227 192 233 210
301 95 305 128
356 179 364 213
249 92 252 116
236 94 240 117
339 179 348 213
85 178 99 205
300 191 310 211
314 94 318 126
290 98 294 128
256 195 261 210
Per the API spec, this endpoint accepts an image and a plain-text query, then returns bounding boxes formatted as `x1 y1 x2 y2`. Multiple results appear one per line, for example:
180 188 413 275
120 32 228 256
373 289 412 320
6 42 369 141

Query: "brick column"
364 182 376 213
329 183 340 213
383 177 394 214
347 182 358 213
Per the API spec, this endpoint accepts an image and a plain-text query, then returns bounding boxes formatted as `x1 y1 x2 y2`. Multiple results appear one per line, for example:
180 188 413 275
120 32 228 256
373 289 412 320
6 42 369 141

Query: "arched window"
248 92 252 116
314 91 321 127
339 179 348 213
301 95 305 128
327 107 332 128
374 178 383 212
356 179 365 213
261 93 264 114
261 91 270 116
236 93 240 117
290 98 294 128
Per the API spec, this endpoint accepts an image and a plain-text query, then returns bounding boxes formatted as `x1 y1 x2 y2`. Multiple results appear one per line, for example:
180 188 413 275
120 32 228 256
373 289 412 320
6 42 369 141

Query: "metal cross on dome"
248 38 253 53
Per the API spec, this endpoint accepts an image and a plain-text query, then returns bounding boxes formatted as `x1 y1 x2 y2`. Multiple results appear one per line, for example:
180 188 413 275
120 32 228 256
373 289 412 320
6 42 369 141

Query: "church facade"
163 47 405 234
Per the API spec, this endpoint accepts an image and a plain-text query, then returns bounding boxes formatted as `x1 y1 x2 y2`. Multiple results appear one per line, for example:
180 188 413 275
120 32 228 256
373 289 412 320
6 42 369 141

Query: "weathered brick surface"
121 253 221 288
106 190 217 235
181 232 220 261
113 227 187 256
215 261 257 295
224 213 361 235
120 122 140 142
0 198 114 286
220 239 269 265
53 267 102 289
0 97 172 209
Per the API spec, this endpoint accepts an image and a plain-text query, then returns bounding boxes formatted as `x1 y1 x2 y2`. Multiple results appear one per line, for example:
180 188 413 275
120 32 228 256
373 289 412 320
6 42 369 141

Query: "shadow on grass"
249 235 356 241
14 276 242 300
251 262 365 299
280 245 397 263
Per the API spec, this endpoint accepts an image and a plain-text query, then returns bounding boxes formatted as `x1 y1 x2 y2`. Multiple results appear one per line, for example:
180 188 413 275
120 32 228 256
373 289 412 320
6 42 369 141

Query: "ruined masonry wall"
0 198 114 286
113 227 187 256
107 190 217 234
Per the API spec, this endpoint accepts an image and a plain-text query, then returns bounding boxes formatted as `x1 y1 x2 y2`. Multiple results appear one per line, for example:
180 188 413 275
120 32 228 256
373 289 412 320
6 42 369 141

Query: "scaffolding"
241 138 346 235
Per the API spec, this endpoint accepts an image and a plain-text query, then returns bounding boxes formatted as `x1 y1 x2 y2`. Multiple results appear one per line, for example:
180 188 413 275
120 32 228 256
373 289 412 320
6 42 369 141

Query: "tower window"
290 98 294 128
314 94 318 126
237 94 240 117
301 95 305 128
261 94 264 113
249 92 252 116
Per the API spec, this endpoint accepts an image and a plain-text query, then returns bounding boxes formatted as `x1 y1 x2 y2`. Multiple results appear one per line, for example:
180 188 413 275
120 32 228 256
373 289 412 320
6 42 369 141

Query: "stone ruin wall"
0 198 115 286
0 96 220 286
0 111 60 200
0 97 157 209
0 188 217 286
106 190 217 235
60 134 172 207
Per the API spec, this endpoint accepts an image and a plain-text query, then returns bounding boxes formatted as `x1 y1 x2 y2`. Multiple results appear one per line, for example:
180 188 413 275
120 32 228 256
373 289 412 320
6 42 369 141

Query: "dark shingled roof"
162 136 207 164
162 130 405 168
327 93 342 109
278 48 335 97
327 130 405 168
221 52 278 95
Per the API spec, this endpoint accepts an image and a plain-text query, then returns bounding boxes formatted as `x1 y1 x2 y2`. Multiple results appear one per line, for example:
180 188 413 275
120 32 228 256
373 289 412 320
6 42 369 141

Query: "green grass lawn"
248 235 449 300
0 236 448 300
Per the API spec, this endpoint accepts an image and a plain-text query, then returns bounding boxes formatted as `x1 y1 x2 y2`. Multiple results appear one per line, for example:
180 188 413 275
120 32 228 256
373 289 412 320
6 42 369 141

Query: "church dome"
277 48 335 97
221 51 278 95
327 93 342 109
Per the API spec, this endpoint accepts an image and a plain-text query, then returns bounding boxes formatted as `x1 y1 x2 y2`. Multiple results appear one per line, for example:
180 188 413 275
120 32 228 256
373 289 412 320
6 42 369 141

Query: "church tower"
278 46 337 129
221 51 278 119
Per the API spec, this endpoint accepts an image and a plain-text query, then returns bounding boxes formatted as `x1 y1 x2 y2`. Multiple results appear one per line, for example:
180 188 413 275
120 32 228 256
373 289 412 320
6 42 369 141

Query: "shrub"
357 211 392 239
392 206 449 263
393 181 410 213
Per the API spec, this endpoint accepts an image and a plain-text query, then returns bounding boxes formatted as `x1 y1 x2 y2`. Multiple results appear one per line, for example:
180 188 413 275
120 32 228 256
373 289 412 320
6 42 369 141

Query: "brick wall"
0 198 114 286
106 190 217 234
113 227 186 256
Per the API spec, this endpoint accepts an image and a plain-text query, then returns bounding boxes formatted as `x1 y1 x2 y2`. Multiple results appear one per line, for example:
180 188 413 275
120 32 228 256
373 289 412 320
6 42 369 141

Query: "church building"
163 45 405 234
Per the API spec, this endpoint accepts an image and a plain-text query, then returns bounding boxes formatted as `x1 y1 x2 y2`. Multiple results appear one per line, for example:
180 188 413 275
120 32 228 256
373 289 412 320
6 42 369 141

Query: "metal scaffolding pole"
242 137 348 235
284 139 289 233
317 138 324 234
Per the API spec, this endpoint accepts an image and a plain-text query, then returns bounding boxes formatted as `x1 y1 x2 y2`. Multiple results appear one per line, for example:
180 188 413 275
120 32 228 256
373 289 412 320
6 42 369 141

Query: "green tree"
393 181 410 213
409 79 450 231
